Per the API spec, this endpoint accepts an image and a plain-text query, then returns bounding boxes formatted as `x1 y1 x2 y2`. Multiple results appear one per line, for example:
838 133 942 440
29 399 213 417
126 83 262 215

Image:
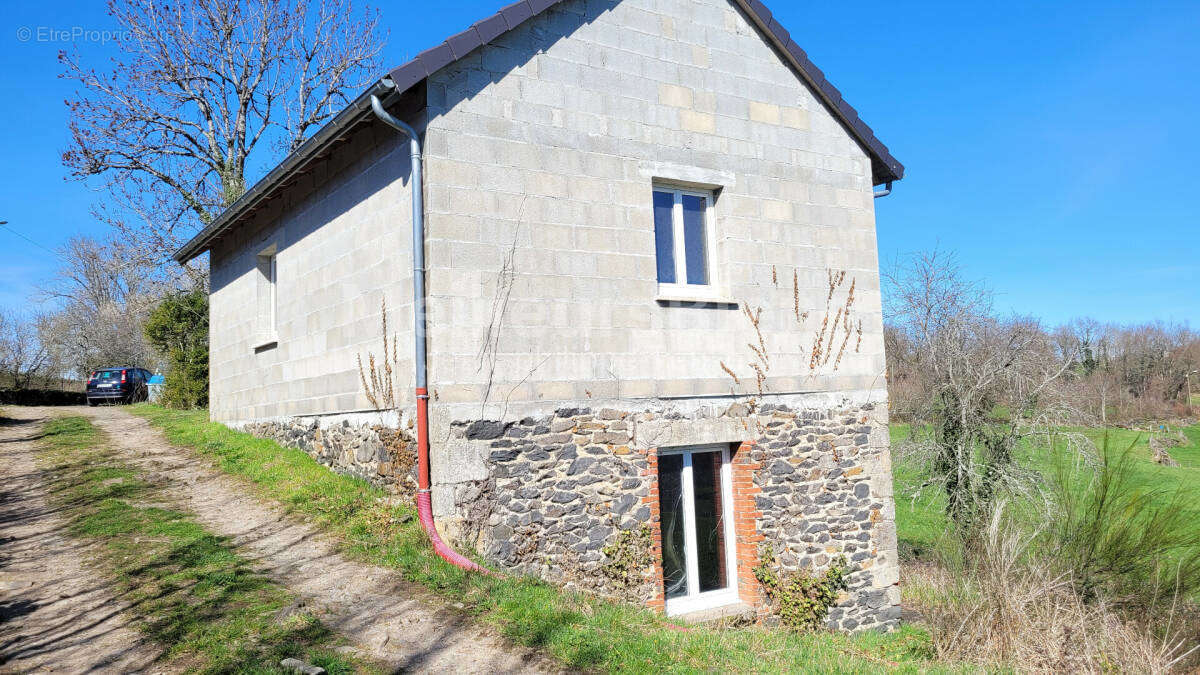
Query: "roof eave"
729 0 904 184
173 78 398 264
176 0 905 265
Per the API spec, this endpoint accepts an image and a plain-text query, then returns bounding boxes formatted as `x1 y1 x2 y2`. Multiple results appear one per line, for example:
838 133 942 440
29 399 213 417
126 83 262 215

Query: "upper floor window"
653 186 718 299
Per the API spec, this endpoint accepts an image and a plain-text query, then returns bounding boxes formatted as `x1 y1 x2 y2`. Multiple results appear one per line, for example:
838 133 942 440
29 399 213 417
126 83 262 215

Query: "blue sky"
1 0 1197 324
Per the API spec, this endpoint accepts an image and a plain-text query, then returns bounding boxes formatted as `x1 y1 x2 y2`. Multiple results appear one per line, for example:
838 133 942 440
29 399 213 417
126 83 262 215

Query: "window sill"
252 337 279 352
655 295 738 308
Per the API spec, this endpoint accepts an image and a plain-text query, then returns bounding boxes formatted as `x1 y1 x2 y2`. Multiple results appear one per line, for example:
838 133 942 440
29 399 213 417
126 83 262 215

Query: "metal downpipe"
370 90 486 575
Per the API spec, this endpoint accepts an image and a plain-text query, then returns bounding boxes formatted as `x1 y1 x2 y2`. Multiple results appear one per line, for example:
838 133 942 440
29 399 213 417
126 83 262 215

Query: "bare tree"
0 311 53 389
885 251 1083 538
37 236 162 377
61 0 384 276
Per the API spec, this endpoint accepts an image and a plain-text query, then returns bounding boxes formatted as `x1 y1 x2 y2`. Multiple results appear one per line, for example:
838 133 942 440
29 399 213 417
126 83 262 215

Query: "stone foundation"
235 394 900 631
450 409 658 603
742 404 900 630
239 416 418 496
437 396 901 631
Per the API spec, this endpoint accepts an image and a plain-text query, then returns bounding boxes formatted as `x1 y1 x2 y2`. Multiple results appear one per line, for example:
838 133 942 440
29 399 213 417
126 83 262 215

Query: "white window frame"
253 244 279 350
658 444 739 616
653 185 722 302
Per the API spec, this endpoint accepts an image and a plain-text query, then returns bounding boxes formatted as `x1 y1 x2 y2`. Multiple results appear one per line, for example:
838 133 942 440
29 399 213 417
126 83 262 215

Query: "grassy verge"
35 415 377 674
129 404 949 674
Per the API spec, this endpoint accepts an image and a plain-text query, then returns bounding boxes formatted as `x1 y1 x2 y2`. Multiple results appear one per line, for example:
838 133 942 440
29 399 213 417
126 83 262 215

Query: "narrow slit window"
255 247 278 348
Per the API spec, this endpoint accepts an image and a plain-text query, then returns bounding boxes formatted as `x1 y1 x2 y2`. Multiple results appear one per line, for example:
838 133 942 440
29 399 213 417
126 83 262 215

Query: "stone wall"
449 408 659 604
240 417 418 496
439 397 900 631
743 404 900 631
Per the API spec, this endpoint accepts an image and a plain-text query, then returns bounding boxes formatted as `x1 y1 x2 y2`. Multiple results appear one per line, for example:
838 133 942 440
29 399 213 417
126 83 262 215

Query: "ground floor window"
657 444 738 615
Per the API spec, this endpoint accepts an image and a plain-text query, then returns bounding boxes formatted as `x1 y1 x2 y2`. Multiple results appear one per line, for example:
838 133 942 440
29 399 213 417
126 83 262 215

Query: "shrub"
0 388 86 406
1052 435 1200 611
913 503 1199 672
143 290 208 408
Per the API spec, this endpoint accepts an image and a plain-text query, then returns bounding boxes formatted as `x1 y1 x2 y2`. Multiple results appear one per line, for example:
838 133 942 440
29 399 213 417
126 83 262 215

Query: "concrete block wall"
209 0 889 427
208 120 418 421
421 0 886 419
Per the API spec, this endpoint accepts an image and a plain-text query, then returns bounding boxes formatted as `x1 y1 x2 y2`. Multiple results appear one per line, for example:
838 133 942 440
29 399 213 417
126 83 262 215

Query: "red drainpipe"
371 87 485 574
415 386 487 573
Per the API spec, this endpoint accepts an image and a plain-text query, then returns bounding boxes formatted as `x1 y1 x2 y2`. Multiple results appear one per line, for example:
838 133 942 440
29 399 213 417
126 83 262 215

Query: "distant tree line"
884 250 1198 539
885 251 1198 429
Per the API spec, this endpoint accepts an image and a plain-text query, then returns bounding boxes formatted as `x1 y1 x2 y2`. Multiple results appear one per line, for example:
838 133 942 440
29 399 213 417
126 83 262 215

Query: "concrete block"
658 83 693 108
748 101 781 125
679 110 716 133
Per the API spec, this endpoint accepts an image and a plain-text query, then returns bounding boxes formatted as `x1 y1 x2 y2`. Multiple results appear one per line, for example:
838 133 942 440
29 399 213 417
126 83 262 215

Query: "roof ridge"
387 0 903 183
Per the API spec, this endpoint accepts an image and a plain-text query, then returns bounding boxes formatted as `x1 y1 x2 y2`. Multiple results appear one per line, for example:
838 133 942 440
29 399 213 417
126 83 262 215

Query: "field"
892 422 1200 562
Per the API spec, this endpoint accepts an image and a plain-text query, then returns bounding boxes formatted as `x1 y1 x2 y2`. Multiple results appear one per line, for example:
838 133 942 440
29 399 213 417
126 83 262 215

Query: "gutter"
369 80 487 574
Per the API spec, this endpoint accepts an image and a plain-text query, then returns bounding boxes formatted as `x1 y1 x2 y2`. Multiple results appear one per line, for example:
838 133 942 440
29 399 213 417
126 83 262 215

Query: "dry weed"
909 505 1199 673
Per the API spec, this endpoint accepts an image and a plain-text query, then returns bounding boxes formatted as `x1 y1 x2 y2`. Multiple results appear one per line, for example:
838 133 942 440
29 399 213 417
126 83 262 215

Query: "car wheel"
87 399 97 407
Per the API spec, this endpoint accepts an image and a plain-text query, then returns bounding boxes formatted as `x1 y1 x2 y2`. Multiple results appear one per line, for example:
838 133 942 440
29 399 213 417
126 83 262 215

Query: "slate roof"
176 0 903 263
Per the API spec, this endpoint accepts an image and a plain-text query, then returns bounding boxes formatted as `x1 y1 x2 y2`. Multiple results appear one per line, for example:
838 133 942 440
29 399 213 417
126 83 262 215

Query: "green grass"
887 424 954 561
129 404 951 674
35 416 376 674
891 420 1200 564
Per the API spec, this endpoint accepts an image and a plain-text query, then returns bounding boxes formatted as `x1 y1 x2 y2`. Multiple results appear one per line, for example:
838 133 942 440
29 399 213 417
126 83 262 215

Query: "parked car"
86 367 152 406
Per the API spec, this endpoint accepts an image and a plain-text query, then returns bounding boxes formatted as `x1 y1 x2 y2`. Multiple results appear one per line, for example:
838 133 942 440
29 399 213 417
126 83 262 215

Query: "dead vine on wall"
722 268 866 401
357 298 399 411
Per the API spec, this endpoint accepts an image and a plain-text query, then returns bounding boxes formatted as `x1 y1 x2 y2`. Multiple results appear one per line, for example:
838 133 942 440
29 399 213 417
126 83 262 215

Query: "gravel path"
0 407 166 673
79 405 559 674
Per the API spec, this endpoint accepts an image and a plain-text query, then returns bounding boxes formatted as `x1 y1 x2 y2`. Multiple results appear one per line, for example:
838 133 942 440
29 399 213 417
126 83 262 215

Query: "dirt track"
1 406 559 673
0 407 165 673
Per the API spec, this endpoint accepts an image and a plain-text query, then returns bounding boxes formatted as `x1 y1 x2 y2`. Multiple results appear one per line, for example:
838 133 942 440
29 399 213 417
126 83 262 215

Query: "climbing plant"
753 545 849 631
601 524 654 589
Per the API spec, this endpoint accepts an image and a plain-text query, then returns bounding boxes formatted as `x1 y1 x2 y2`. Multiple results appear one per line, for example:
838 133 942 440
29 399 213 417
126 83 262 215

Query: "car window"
96 370 120 381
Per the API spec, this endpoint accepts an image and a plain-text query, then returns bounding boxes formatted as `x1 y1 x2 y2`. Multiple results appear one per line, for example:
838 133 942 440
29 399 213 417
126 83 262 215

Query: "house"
175 0 904 630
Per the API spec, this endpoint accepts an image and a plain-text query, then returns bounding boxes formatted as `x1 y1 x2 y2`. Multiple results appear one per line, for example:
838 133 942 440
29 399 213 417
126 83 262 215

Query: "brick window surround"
644 441 763 614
